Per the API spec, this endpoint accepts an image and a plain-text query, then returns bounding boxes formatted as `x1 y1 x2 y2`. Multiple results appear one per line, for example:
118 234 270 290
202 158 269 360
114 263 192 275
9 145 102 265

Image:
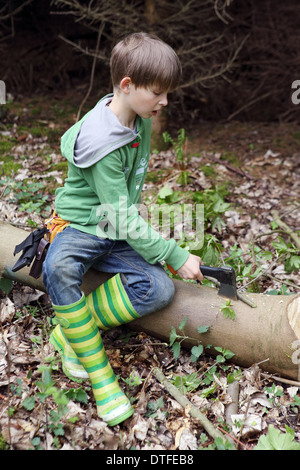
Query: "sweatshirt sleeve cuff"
165 245 189 271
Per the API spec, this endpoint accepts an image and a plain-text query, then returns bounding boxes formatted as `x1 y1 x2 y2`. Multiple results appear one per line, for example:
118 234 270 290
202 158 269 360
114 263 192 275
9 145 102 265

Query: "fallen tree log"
1 222 299 380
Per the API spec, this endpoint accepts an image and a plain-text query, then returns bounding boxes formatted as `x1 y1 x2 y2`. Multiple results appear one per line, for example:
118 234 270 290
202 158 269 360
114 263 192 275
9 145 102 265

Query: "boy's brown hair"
110 32 181 92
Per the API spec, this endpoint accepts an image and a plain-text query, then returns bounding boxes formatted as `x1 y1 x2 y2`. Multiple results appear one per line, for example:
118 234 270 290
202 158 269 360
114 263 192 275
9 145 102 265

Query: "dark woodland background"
0 0 300 125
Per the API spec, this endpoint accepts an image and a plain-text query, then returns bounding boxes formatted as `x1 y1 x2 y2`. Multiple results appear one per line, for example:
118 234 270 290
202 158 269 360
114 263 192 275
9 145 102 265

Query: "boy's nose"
159 94 168 106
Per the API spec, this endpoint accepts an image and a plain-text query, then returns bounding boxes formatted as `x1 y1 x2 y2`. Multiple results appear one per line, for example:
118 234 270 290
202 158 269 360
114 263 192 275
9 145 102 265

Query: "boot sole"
105 403 134 426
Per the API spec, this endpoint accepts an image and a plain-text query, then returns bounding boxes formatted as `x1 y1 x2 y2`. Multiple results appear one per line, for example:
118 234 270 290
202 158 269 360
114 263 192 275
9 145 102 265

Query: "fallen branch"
204 152 255 180
152 367 235 447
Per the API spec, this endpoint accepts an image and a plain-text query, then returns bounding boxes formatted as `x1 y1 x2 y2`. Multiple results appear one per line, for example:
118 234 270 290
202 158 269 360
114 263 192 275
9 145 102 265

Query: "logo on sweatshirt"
135 155 148 189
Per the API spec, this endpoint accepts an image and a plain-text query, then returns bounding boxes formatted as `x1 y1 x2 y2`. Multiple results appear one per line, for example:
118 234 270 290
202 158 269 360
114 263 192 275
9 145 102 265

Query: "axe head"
200 265 238 301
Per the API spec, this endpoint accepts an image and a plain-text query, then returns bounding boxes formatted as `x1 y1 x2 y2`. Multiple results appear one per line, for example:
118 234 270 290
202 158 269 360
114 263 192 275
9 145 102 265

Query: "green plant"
10 378 24 398
222 233 299 294
1 176 51 216
145 396 166 418
267 284 291 296
291 395 300 413
64 387 88 404
254 424 300 450
214 347 235 364
272 236 300 273
265 383 284 406
198 433 234 450
163 128 190 185
163 128 186 163
23 364 69 435
168 319 237 397
192 186 231 233
222 243 264 284
169 316 209 361
0 434 9 450
171 372 202 394
220 300 236 320
149 184 229 267
21 363 86 449
122 370 144 389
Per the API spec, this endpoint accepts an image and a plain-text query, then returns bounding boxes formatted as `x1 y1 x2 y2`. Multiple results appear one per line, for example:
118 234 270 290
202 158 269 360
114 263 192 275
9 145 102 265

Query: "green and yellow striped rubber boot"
53 293 134 426
50 274 140 381
50 323 89 381
86 273 140 331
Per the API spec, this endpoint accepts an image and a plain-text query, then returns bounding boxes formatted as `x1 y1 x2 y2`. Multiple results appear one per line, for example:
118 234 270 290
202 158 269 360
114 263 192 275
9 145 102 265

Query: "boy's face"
127 83 168 120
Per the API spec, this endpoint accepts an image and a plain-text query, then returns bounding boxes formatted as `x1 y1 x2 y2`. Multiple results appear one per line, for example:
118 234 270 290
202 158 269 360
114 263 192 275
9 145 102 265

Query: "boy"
43 32 203 426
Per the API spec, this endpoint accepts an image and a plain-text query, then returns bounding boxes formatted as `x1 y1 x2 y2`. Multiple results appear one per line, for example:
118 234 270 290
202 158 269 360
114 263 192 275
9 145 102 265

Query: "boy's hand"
176 254 204 282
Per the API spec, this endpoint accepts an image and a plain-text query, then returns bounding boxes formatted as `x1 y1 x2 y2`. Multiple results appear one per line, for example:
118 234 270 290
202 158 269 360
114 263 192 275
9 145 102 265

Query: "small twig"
265 274 300 291
0 0 34 21
279 204 300 220
237 291 257 308
57 34 107 61
141 369 154 395
260 372 300 387
237 254 285 292
227 91 273 122
254 229 295 240
76 21 105 122
217 426 246 449
153 366 236 447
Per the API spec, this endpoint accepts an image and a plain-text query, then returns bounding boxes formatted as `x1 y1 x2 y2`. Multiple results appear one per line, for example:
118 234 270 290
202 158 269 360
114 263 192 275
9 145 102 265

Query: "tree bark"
1 222 299 380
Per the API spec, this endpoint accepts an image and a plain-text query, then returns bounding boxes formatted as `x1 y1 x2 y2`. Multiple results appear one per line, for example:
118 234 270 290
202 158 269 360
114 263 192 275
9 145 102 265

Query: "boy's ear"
120 77 132 94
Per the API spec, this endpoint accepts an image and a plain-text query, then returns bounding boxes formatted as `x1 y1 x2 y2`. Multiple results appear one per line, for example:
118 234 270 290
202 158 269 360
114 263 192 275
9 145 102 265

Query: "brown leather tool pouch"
29 237 50 279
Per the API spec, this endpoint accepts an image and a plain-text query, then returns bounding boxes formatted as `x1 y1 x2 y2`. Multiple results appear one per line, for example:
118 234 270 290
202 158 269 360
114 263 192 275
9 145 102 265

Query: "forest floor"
0 94 299 451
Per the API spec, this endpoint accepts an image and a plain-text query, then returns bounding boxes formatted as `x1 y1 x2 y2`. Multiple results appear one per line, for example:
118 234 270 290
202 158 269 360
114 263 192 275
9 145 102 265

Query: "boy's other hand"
176 254 204 282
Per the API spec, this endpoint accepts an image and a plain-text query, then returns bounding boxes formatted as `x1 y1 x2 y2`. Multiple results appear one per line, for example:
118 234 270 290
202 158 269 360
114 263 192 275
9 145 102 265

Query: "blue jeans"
43 226 175 316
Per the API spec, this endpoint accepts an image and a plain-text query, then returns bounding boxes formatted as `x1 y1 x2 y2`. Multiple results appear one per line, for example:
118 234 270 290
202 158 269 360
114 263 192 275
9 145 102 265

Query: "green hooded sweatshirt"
54 95 189 271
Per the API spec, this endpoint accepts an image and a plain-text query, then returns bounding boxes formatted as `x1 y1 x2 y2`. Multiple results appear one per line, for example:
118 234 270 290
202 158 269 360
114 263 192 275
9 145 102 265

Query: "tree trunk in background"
1 222 299 381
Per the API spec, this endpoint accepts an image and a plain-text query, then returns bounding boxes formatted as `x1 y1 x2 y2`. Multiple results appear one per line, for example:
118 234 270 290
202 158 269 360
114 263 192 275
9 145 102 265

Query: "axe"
167 264 238 301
